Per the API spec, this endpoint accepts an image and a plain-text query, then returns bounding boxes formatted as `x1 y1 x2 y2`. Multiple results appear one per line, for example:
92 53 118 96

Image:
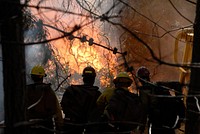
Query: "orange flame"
29 0 119 89
46 34 118 88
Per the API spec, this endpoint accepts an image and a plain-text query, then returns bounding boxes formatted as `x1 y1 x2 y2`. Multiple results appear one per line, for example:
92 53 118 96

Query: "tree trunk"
0 0 26 134
185 0 200 133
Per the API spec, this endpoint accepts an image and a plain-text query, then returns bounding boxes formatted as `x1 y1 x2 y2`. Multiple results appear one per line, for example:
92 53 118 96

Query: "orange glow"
46 32 118 88
49 37 112 70
28 0 119 88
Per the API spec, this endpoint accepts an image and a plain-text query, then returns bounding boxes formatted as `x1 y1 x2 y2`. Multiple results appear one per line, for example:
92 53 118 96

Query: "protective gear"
82 66 96 77
31 65 46 77
26 83 63 133
136 66 150 79
113 72 133 84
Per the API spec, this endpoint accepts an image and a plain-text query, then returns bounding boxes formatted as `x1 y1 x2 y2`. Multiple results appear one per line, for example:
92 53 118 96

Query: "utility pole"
0 0 26 133
185 0 200 133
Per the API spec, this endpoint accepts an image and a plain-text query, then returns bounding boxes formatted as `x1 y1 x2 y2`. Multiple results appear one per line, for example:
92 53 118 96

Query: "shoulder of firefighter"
26 82 63 130
96 87 115 113
63 84 100 94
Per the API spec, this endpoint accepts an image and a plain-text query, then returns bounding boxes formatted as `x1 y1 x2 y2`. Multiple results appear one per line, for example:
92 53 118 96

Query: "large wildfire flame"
27 0 124 91
45 32 118 90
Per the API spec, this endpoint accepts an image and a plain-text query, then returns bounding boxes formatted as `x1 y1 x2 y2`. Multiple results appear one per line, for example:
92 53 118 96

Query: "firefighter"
136 66 156 133
60 66 101 134
97 72 133 112
25 65 63 134
136 66 153 113
97 72 145 134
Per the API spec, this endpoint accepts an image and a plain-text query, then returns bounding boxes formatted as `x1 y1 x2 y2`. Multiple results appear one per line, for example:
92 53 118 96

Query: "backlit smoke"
24 20 51 84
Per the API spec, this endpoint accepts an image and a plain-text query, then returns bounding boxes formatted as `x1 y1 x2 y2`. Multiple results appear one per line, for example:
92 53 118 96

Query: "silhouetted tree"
185 0 200 133
0 0 26 133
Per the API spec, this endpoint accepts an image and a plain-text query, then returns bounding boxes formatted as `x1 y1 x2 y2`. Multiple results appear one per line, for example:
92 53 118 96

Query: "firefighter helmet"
136 66 150 79
31 65 46 77
113 72 133 84
82 66 96 77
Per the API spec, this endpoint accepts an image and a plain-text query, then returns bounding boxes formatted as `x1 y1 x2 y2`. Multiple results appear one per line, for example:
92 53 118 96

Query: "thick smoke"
25 20 52 84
